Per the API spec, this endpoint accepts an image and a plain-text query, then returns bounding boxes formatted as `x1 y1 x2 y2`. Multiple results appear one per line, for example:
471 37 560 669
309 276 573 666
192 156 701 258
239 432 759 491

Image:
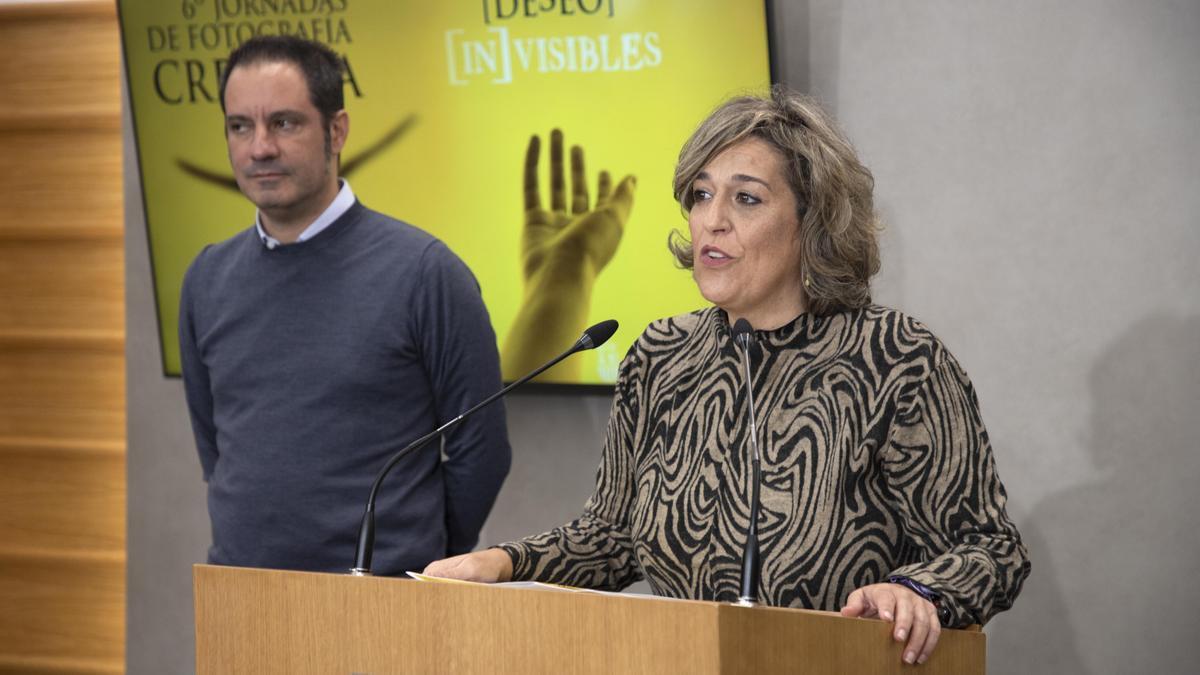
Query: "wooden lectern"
194 564 984 674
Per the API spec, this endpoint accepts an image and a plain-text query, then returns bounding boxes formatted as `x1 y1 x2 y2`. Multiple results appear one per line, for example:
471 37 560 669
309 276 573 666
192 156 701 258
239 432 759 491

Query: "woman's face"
688 136 805 329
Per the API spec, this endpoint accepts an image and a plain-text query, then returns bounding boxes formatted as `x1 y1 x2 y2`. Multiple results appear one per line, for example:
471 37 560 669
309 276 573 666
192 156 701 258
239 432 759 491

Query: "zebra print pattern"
502 306 1030 627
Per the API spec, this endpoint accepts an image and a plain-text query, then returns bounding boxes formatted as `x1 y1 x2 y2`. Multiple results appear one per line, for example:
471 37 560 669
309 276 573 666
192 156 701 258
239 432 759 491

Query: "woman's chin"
694 274 732 307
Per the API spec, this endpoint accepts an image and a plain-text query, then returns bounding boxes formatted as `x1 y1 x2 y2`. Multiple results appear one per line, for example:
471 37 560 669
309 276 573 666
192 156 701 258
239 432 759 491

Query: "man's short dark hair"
219 35 345 126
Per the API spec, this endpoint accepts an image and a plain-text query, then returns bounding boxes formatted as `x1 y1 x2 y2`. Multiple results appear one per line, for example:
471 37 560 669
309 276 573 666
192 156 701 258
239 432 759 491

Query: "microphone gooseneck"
350 319 619 576
731 318 763 606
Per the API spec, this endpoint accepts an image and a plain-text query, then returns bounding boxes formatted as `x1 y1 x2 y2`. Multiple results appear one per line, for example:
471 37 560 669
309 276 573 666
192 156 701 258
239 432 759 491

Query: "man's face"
223 60 347 229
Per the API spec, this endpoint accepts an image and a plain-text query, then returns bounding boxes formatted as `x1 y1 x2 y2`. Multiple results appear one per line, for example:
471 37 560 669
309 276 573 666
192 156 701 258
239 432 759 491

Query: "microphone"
349 319 619 576
731 318 763 606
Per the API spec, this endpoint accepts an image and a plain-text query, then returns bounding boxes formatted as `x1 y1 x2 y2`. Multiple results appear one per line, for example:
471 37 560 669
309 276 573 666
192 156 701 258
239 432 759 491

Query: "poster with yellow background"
119 0 772 384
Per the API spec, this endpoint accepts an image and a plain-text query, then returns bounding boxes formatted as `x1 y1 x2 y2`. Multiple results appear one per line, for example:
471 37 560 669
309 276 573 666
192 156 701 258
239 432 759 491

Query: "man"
179 35 511 575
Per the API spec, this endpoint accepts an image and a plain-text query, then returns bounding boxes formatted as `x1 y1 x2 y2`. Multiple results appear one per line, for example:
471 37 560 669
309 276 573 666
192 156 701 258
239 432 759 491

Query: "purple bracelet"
887 575 941 606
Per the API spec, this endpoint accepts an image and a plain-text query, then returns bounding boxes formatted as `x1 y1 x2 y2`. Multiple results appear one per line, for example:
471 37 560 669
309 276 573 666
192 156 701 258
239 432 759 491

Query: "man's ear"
329 109 349 156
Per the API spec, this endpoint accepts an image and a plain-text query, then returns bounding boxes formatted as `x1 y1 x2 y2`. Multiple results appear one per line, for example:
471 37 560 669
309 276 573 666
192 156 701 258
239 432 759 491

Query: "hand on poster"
502 129 636 381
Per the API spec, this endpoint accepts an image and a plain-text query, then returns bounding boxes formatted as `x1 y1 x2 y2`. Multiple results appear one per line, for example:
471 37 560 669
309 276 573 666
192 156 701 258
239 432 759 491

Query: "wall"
0 2 125 673
126 2 1199 673
776 2 1199 672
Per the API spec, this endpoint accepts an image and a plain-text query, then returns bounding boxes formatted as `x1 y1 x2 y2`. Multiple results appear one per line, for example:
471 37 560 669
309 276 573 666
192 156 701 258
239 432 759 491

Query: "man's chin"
240 187 290 212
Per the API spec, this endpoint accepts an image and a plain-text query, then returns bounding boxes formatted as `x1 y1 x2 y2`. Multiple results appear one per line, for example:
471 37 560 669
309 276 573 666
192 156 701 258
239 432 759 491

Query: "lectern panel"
194 565 984 674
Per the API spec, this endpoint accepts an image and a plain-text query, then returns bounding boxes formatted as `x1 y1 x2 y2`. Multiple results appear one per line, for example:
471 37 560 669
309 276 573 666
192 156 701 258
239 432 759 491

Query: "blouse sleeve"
882 350 1031 627
498 343 646 591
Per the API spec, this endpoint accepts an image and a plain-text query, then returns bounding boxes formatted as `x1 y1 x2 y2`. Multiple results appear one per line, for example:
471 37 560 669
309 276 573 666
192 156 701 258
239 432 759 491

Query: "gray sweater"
180 201 511 575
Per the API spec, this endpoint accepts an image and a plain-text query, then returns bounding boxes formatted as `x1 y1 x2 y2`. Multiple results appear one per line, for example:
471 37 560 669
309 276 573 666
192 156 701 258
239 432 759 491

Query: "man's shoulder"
353 204 470 267
350 204 483 302
185 226 258 277
355 204 438 247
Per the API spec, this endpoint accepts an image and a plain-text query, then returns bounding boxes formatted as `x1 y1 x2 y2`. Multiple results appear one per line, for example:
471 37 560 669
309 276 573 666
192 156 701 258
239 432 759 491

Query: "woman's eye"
736 192 762 205
692 188 712 201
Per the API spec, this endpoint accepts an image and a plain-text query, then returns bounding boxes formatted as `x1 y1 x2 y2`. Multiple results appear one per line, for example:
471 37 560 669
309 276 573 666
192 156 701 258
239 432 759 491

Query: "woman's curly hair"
669 86 881 317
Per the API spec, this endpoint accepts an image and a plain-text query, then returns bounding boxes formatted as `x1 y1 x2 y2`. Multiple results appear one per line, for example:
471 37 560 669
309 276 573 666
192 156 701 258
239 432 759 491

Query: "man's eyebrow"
225 109 307 121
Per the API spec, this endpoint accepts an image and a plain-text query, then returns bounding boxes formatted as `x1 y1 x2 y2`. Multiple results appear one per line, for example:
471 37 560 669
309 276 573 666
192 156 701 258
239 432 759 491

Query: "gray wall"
126 2 1200 673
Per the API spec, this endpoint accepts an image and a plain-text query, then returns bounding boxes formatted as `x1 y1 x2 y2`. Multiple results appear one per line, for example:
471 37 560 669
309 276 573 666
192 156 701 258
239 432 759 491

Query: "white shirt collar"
256 180 356 250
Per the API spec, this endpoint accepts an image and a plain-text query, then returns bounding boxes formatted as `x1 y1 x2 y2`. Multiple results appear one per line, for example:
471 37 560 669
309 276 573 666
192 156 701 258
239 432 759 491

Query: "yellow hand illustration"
502 129 636 381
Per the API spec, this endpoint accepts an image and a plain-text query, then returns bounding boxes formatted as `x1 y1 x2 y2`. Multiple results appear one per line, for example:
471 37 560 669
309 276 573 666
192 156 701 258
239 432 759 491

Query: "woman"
425 88 1030 666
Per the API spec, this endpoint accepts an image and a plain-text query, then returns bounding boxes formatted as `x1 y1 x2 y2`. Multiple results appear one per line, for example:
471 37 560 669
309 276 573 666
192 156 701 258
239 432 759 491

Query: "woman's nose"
702 198 732 233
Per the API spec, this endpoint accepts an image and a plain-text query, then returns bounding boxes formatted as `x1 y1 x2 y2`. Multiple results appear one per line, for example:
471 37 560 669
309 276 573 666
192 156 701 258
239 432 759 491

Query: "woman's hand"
840 582 942 665
422 548 514 583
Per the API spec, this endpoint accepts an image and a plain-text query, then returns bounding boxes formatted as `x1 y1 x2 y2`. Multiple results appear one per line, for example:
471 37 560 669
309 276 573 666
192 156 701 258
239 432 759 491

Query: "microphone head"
732 318 756 347
578 319 619 351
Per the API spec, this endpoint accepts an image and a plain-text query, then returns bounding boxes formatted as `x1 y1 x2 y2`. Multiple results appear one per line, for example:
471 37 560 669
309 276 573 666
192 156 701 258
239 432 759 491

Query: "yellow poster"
118 0 772 384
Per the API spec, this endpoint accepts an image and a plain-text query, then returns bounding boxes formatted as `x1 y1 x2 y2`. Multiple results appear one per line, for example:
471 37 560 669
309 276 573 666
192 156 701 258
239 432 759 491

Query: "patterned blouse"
502 305 1030 627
